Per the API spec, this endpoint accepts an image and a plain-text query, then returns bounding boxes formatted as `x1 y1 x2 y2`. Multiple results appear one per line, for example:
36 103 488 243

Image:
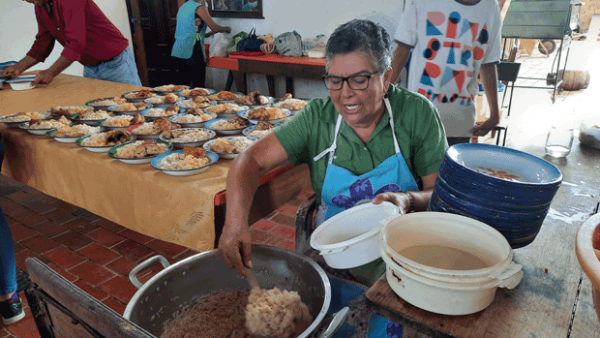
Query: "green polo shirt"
274 85 448 205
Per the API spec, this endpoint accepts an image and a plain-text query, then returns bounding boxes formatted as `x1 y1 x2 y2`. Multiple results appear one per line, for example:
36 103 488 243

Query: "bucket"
379 212 523 315
559 70 590 91
310 202 399 269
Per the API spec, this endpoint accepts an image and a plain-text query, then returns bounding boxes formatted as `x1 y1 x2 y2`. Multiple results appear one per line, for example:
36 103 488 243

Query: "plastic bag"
209 33 231 57
228 31 249 53
274 31 303 57
302 35 328 56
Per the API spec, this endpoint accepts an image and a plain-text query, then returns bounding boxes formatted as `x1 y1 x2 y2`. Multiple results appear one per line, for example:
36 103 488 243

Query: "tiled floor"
0 173 313 338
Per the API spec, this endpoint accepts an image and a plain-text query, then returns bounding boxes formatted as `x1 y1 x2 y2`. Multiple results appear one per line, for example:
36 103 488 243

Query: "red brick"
42 208 77 225
87 228 126 247
0 175 26 187
112 240 153 263
13 243 26 255
0 327 11 337
71 208 102 222
118 229 154 245
145 239 187 258
69 261 115 285
33 221 68 237
54 200 81 213
9 224 38 242
53 230 93 251
47 263 79 283
14 249 48 274
0 197 28 216
276 204 299 216
4 215 17 225
102 297 126 315
269 212 295 226
74 280 108 302
10 209 47 227
20 235 60 254
27 190 60 205
279 241 296 251
43 246 87 269
62 218 98 234
271 225 296 241
98 276 138 304
251 219 278 232
77 243 121 265
250 228 276 245
25 199 58 214
5 307 37 338
105 257 137 277
6 191 36 208
93 219 126 233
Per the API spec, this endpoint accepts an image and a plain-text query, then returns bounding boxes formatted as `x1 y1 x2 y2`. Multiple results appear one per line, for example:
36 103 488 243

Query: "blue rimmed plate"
238 108 291 125
159 127 216 148
150 150 219 176
168 113 217 128
46 126 104 143
242 123 281 139
121 90 160 103
204 117 248 136
202 136 257 159
0 112 50 128
108 139 172 164
76 132 137 153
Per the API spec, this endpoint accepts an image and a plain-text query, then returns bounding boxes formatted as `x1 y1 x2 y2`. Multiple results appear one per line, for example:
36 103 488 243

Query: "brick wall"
580 1 600 32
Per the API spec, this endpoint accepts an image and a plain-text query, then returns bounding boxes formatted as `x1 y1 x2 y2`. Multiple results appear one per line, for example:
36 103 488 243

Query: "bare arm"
32 56 73 86
218 133 290 277
196 6 231 33
391 43 412 85
470 63 500 136
373 172 438 213
0 56 39 78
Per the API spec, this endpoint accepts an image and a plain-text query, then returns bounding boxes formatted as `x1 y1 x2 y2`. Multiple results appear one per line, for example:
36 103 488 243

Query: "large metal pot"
123 245 332 337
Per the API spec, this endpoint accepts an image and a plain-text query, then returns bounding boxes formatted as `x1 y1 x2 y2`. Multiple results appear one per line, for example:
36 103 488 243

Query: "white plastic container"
310 202 399 269
380 212 523 315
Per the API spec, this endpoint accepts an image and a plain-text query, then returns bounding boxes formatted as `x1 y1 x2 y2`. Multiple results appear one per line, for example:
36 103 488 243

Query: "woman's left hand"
373 192 410 214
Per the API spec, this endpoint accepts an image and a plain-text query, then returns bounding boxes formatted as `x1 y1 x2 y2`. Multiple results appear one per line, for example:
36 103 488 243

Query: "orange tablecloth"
228 54 326 66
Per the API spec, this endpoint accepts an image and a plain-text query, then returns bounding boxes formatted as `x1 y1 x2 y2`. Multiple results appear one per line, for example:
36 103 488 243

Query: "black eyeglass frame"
322 71 379 91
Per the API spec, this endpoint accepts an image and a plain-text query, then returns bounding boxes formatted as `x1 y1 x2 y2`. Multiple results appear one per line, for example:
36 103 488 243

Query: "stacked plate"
428 144 562 248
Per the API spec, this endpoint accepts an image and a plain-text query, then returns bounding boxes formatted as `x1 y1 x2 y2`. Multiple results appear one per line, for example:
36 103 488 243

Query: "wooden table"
0 74 311 251
366 136 600 337
207 54 326 98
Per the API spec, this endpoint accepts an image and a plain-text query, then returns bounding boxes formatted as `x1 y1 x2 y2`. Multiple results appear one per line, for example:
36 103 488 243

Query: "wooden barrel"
559 70 591 91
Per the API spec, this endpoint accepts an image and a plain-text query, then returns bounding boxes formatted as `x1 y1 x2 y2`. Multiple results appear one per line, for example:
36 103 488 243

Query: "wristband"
404 192 414 213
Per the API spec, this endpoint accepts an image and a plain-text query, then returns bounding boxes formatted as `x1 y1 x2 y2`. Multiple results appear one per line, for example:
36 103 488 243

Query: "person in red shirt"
0 0 141 86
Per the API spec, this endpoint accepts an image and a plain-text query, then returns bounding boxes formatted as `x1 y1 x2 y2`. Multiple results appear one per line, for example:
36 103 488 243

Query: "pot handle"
320 306 350 338
491 262 524 290
129 255 171 289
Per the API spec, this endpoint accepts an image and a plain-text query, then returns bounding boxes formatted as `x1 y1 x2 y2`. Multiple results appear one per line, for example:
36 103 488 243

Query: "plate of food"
108 102 151 116
273 93 308 115
178 96 215 111
0 111 50 128
127 118 181 140
76 130 136 153
204 116 249 135
235 91 273 108
151 147 219 176
238 107 291 124
204 103 248 117
19 116 72 135
178 87 216 100
100 113 145 131
169 112 216 128
108 139 172 164
122 89 160 102
242 122 281 139
49 105 93 119
46 125 104 143
202 136 257 159
69 109 112 126
159 127 216 148
153 84 189 96
85 96 128 111
140 105 180 121
206 90 240 103
143 93 182 107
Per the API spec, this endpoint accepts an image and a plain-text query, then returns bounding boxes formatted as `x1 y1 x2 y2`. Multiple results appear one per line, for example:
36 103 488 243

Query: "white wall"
0 0 133 77
206 0 405 98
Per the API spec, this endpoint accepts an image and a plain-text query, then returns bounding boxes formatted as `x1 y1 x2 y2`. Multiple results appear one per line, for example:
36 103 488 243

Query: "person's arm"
20 7 56 75
470 63 500 137
196 6 231 33
32 56 74 86
0 56 39 78
373 172 437 213
391 43 412 84
218 134 290 278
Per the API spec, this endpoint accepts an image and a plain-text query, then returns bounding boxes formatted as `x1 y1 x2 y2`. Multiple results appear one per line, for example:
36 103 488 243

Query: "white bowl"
204 118 248 136
150 150 219 176
159 128 216 148
238 108 291 125
310 202 399 269
202 136 257 159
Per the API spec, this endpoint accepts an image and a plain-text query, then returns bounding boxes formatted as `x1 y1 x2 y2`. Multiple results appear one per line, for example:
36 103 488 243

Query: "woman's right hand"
218 220 253 278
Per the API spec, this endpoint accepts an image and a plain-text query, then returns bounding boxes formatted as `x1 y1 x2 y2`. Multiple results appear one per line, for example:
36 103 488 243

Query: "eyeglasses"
322 72 378 91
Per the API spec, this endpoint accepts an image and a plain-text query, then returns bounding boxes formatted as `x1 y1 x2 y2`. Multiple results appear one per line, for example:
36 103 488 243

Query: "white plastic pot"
310 202 399 269
379 212 523 315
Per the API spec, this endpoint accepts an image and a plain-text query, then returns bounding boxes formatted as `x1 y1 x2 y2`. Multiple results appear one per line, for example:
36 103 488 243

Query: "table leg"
285 77 295 97
266 75 276 98
225 71 234 91
232 71 247 94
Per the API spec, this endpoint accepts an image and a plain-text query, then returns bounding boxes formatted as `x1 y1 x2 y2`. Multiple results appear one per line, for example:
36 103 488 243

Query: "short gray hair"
325 19 392 74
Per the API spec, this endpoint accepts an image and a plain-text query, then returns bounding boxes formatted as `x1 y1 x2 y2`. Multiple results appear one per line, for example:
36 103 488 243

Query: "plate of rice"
243 122 281 139
108 139 172 164
49 105 93 118
122 90 159 102
19 116 72 135
168 112 216 128
274 98 308 115
202 136 257 159
46 125 103 143
70 109 112 126
151 149 219 176
204 116 250 135
178 97 215 110
0 111 50 128
76 130 137 153
140 106 180 121
85 96 128 111
153 84 189 95
127 119 181 140
204 103 248 117
143 93 182 107
235 91 273 108
159 128 216 147
178 87 215 100
108 102 151 116
238 107 291 124
100 114 146 131
206 90 240 104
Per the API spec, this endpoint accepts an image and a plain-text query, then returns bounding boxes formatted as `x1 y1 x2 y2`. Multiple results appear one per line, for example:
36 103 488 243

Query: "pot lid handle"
129 255 170 289
491 262 524 290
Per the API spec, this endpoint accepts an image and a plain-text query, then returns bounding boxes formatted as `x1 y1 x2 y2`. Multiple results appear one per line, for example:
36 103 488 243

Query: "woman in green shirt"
218 19 447 284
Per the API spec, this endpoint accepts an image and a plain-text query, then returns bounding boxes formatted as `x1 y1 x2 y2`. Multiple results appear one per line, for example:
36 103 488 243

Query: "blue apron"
312 98 417 338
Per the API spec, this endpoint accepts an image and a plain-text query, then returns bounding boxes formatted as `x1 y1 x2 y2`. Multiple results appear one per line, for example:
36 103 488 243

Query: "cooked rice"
2 111 48 122
145 108 177 117
274 99 307 111
210 120 246 130
112 103 146 112
53 124 100 137
248 129 272 139
170 130 212 143
78 110 111 120
231 137 254 152
209 137 253 153
180 88 211 96
81 132 132 147
89 97 126 106
124 91 157 99
103 115 134 127
172 114 213 123
51 106 91 114
154 84 187 92
158 153 210 170
29 117 71 130
116 141 169 158
132 122 161 135
180 100 212 108
205 104 244 115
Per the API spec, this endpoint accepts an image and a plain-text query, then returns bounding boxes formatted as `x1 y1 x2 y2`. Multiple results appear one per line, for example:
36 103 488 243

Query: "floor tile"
117 229 154 245
13 243 27 255
76 243 121 265
271 225 296 241
32 221 67 238
9 210 47 228
97 276 138 305
251 219 278 232
5 216 17 226
24 199 57 215
145 239 187 258
20 236 60 254
52 231 93 251
93 219 126 233
61 218 98 235
105 257 137 277
101 297 126 315
9 224 39 243
14 249 47 273
86 228 126 247
279 241 296 251
6 192 36 209
47 263 78 283
0 198 28 217
0 185 19 197
269 213 295 227
41 209 77 225
68 261 115 285
5 309 37 338
43 246 86 270
275 204 298 216
112 240 154 263
70 209 102 222
73 280 108 302
53 200 80 213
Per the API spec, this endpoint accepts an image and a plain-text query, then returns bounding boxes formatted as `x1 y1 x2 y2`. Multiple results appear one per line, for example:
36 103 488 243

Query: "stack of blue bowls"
429 144 562 248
